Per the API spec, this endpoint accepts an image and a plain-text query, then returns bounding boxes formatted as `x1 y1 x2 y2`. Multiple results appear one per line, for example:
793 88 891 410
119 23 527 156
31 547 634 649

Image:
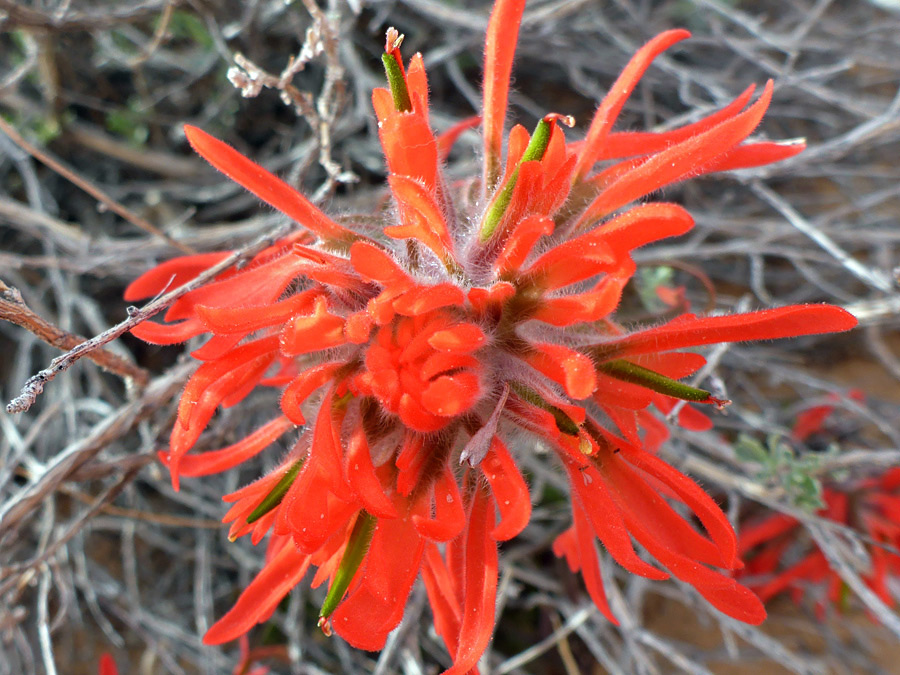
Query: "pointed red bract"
575 81 775 230
170 416 293 477
482 438 531 540
597 84 756 160
184 126 357 246
204 537 312 645
482 0 526 187
593 305 857 361
575 29 691 181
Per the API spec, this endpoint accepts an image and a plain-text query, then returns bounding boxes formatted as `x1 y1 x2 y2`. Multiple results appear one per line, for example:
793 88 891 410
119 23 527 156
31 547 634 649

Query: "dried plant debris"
1 1 900 674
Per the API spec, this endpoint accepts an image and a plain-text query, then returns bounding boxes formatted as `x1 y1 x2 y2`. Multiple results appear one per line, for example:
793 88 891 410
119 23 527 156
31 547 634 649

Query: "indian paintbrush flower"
125 1 857 671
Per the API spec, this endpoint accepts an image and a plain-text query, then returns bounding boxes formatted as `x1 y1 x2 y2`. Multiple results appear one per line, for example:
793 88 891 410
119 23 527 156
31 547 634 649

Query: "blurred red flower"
126 0 856 670
98 654 117 675
739 468 900 615
739 391 900 617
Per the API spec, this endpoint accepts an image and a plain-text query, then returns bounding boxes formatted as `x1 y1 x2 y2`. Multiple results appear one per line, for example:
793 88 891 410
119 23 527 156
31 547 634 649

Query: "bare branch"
6 221 290 414
0 279 149 387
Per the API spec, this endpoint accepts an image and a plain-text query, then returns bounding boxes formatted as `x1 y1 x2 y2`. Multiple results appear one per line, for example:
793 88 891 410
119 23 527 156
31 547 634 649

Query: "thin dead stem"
0 279 148 387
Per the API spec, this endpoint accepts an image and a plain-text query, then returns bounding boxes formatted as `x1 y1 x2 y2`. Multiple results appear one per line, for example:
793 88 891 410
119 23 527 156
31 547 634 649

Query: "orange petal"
379 111 439 192
280 295 346 356
523 343 597 400
280 362 343 425
195 289 317 334
421 372 482 417
385 174 456 262
427 323 487 353
493 214 555 276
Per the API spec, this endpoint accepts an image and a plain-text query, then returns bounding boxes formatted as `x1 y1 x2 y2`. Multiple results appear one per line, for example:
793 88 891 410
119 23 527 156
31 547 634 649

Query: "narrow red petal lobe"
422 543 463 657
445 489 499 675
482 0 526 187
174 416 293 477
184 126 356 245
575 81 775 230
572 501 618 623
598 84 756 160
204 540 311 645
595 305 857 361
345 426 398 519
124 252 231 301
413 464 466 541
482 438 531 541
575 29 691 181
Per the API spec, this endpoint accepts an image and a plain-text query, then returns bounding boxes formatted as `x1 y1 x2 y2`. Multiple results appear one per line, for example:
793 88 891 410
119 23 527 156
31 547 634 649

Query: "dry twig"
0 279 148 387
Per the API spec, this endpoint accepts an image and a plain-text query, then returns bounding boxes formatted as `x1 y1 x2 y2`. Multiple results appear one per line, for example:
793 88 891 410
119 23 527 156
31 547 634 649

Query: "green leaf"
734 434 769 465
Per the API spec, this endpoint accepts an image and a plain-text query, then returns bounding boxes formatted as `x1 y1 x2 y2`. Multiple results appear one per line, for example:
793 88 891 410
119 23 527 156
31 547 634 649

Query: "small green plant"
735 433 833 510
105 98 149 147
635 265 677 312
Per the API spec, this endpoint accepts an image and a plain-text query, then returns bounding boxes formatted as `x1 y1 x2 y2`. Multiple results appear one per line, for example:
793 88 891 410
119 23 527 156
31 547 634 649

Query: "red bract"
126 0 857 670
98 654 117 675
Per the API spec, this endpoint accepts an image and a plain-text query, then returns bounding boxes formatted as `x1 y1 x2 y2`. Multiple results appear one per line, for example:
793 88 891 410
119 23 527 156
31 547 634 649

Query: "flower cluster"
739 469 900 615
126 1 856 670
739 392 900 617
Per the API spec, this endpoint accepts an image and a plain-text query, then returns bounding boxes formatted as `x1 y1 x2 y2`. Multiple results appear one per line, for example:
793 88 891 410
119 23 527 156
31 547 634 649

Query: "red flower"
791 388 865 443
126 0 856 670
